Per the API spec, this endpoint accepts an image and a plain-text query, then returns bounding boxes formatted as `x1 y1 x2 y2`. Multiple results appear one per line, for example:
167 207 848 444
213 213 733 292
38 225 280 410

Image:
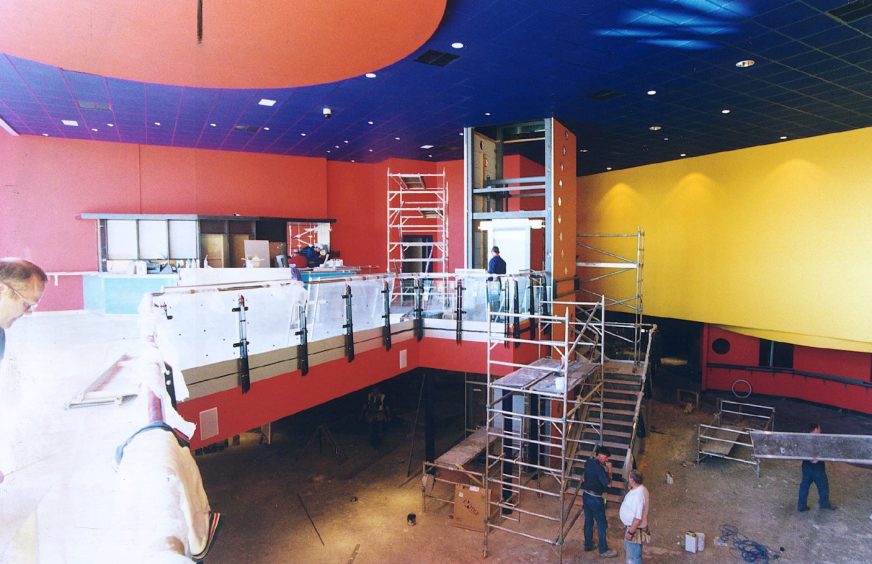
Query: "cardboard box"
685 531 706 553
452 484 496 532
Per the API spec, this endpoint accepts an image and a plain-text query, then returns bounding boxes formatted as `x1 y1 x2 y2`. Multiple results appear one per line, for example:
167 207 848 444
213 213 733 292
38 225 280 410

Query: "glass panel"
149 282 307 372
106 220 138 260
138 220 169 260
168 220 198 259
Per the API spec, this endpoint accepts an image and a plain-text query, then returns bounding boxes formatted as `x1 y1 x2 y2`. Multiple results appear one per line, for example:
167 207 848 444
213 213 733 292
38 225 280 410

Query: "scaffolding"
697 399 775 477
387 169 448 276
482 298 606 562
576 228 645 364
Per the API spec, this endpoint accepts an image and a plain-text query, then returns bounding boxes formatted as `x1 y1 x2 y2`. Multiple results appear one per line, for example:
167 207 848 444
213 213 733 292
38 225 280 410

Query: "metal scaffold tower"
576 228 645 363
482 298 606 563
387 169 448 275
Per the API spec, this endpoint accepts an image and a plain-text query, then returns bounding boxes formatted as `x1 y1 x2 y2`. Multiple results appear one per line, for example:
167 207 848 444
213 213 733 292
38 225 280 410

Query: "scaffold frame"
387 169 448 275
482 298 606 562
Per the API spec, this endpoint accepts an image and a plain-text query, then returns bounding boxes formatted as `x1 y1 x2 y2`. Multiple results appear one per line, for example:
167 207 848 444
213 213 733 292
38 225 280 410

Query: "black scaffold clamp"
295 303 309 376
232 294 251 393
382 281 392 351
343 284 355 362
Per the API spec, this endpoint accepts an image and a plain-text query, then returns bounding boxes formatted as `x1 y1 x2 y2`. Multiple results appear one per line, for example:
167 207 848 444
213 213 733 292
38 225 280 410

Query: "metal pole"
232 294 251 393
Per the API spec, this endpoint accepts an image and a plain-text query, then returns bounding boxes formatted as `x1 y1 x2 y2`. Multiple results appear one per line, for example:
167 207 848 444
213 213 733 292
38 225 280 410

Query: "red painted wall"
1 136 327 309
442 159 464 272
702 324 872 414
179 336 542 449
326 161 384 270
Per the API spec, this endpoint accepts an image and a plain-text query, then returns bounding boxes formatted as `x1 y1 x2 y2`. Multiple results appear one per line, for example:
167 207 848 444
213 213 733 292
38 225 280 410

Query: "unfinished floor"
2 312 871 563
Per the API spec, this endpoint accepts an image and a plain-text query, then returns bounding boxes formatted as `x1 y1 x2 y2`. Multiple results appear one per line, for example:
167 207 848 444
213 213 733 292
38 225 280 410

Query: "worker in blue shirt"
487 246 507 275
582 446 618 558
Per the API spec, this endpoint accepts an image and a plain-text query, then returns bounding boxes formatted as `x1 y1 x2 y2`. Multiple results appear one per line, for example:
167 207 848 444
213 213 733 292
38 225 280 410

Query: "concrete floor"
2 312 871 563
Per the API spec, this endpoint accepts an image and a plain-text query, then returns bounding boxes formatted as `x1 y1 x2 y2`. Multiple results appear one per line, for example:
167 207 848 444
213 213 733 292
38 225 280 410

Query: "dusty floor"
197 374 872 564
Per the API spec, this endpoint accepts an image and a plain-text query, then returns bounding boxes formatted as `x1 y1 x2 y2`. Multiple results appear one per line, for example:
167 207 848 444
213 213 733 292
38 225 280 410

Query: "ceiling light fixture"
61 119 79 126
365 72 377 79
154 121 161 126
91 128 98 132
649 125 662 131
779 135 788 140
367 120 374 125
663 137 669 141
721 109 731 114
428 154 433 158
680 153 687 157
343 140 349 144
420 144 434 149
647 90 657 96
369 149 373 152
210 123 217 127
484 112 491 116
736 59 755 68
606 167 612 171
258 98 277 107
263 127 270 131
579 148 589 153
451 42 464 49
334 145 340 149
300 133 307 136
395 137 401 140
41 133 49 136
107 123 114 127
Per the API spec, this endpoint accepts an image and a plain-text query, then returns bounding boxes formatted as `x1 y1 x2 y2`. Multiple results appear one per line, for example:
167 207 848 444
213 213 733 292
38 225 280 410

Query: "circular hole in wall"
712 338 731 355
558 196 562 207
558 179 563 188
562 146 567 156
560 163 565 172
557 215 562 224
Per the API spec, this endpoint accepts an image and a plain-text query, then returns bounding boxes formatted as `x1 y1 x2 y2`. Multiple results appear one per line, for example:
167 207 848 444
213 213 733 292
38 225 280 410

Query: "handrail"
706 362 872 389
621 324 657 483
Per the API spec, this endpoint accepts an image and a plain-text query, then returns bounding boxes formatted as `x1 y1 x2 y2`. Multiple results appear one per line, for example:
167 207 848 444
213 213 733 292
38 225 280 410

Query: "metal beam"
749 431 872 464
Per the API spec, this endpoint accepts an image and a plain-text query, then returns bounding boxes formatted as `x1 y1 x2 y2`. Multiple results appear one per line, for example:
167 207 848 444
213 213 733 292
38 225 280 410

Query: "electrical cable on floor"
719 524 782 563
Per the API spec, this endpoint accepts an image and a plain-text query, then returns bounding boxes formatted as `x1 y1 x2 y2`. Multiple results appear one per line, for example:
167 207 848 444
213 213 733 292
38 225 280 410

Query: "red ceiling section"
0 0 447 88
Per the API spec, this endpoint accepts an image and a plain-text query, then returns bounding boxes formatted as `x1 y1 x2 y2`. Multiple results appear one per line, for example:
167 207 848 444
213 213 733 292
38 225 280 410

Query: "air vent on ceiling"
829 0 872 23
234 125 260 133
77 100 111 111
414 49 460 67
587 89 624 101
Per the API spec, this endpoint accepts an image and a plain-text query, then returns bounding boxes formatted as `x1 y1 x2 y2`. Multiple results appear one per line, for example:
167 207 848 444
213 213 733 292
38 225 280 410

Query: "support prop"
296 304 309 376
232 294 251 393
343 285 355 362
382 281 392 351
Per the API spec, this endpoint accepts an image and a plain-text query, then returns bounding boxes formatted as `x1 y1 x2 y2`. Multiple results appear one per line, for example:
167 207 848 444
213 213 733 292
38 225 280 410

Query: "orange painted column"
549 119 577 341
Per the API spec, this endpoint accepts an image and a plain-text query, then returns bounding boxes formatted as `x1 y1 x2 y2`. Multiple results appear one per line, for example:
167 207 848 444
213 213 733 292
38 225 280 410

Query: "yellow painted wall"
577 127 872 352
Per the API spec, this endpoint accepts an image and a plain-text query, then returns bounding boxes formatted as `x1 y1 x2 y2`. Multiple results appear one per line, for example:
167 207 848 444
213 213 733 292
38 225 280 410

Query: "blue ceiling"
1 0 871 175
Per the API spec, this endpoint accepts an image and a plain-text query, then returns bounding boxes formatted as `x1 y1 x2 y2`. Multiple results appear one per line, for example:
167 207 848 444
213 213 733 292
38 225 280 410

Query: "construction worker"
361 386 390 448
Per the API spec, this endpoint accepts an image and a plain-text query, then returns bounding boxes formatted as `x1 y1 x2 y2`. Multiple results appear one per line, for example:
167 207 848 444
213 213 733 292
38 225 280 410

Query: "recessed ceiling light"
300 133 307 136
258 98 277 107
451 42 464 49
680 153 687 157
428 154 433 158
41 133 49 136
210 123 217 127
395 137 401 140
579 148 589 153
107 123 114 127
779 135 788 140
369 149 373 152
154 121 161 126
420 144 434 149
343 140 349 144
365 72 377 79
647 90 657 96
606 167 612 171
334 145 340 149
327 150 331 153
459 132 463 136
484 112 491 116
721 109 731 114
367 120 374 125
351 159 356 163
91 128 98 132
61 119 79 127
663 137 669 141
263 127 270 131
736 59 755 68
649 125 662 131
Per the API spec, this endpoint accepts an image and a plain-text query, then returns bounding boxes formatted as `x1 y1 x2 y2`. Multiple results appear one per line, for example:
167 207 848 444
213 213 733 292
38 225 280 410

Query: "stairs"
568 363 645 504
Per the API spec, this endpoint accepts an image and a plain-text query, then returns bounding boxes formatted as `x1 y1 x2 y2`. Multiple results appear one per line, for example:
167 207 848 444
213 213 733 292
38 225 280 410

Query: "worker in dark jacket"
487 246 507 275
582 446 618 558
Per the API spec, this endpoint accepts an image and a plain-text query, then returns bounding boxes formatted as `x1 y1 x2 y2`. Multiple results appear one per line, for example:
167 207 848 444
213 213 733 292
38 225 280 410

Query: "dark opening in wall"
712 338 731 355
759 339 794 369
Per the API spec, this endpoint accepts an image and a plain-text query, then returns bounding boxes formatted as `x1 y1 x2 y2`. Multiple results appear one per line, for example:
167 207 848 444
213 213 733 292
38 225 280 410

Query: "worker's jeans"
798 460 831 509
624 539 642 564
583 493 609 553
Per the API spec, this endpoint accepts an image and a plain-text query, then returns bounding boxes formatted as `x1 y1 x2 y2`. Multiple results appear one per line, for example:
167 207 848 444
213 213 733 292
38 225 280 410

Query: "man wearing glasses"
0 257 47 364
